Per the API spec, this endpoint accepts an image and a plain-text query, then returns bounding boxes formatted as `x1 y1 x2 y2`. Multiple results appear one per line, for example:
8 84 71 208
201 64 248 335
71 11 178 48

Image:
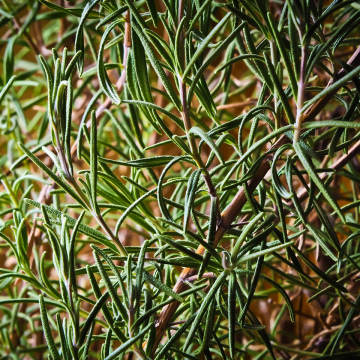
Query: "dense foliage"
1 0 360 359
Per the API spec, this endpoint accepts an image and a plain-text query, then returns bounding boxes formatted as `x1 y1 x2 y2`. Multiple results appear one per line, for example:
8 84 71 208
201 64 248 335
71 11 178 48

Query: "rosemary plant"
1 0 360 359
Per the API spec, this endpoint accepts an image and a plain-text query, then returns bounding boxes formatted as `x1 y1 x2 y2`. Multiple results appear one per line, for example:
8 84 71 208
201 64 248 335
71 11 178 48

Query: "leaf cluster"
1 0 360 359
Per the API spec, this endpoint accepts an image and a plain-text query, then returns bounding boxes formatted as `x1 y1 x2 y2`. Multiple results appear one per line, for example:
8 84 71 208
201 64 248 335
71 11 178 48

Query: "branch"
152 46 360 354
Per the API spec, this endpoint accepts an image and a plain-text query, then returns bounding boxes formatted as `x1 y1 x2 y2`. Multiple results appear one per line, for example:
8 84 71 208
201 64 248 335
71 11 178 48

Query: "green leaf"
189 126 224 164
81 322 95 360
3 35 16 82
306 224 338 261
131 29 163 133
76 89 102 160
104 323 153 360
239 242 266 327
215 53 264 74
154 234 203 263
143 28 175 69
331 293 360 354
221 125 294 189
267 12 298 99
303 65 360 114
114 188 157 236
135 240 148 307
39 295 61 360
329 93 359 157
90 111 99 214
228 272 236 358
305 9 360 82
132 20 181 110
305 0 359 41
157 156 189 220
198 196 219 277
121 99 184 129
183 169 202 232
132 284 207 332
38 56 54 122
86 266 127 343
78 290 109 346
92 248 128 321
234 242 294 268
104 109 144 158
0 75 16 105
40 0 99 18
154 314 197 360
183 12 232 79
68 210 84 296
97 21 121 104
237 269 295 322
231 212 264 262
294 142 345 222
187 23 245 106
123 0 148 29
263 54 295 124
145 0 158 26
64 50 82 80
18 143 87 207
226 4 266 33
142 270 185 303
292 247 348 293
183 272 226 350
24 199 117 251
75 0 101 75
96 5 128 29
99 155 178 168
187 0 212 33
64 80 73 177
302 120 360 130
56 314 71 360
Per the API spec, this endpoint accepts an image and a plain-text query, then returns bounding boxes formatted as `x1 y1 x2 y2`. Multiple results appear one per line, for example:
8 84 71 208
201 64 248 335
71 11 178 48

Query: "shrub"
1 0 360 359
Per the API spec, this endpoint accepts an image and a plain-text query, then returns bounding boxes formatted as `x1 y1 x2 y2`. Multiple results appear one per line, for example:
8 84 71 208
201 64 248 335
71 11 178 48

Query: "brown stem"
186 272 217 283
151 46 360 354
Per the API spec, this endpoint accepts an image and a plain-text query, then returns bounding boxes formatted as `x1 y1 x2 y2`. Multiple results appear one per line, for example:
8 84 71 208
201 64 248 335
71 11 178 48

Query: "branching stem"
152 45 360 354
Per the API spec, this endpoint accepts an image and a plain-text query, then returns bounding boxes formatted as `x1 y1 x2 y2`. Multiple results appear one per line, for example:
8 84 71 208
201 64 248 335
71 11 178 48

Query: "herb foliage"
1 0 360 359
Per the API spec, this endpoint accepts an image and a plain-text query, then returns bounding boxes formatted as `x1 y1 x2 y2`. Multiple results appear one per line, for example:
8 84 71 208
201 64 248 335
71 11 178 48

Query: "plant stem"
128 304 148 360
294 45 307 144
152 46 360 353
1 175 19 208
176 1 220 217
270 40 280 130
